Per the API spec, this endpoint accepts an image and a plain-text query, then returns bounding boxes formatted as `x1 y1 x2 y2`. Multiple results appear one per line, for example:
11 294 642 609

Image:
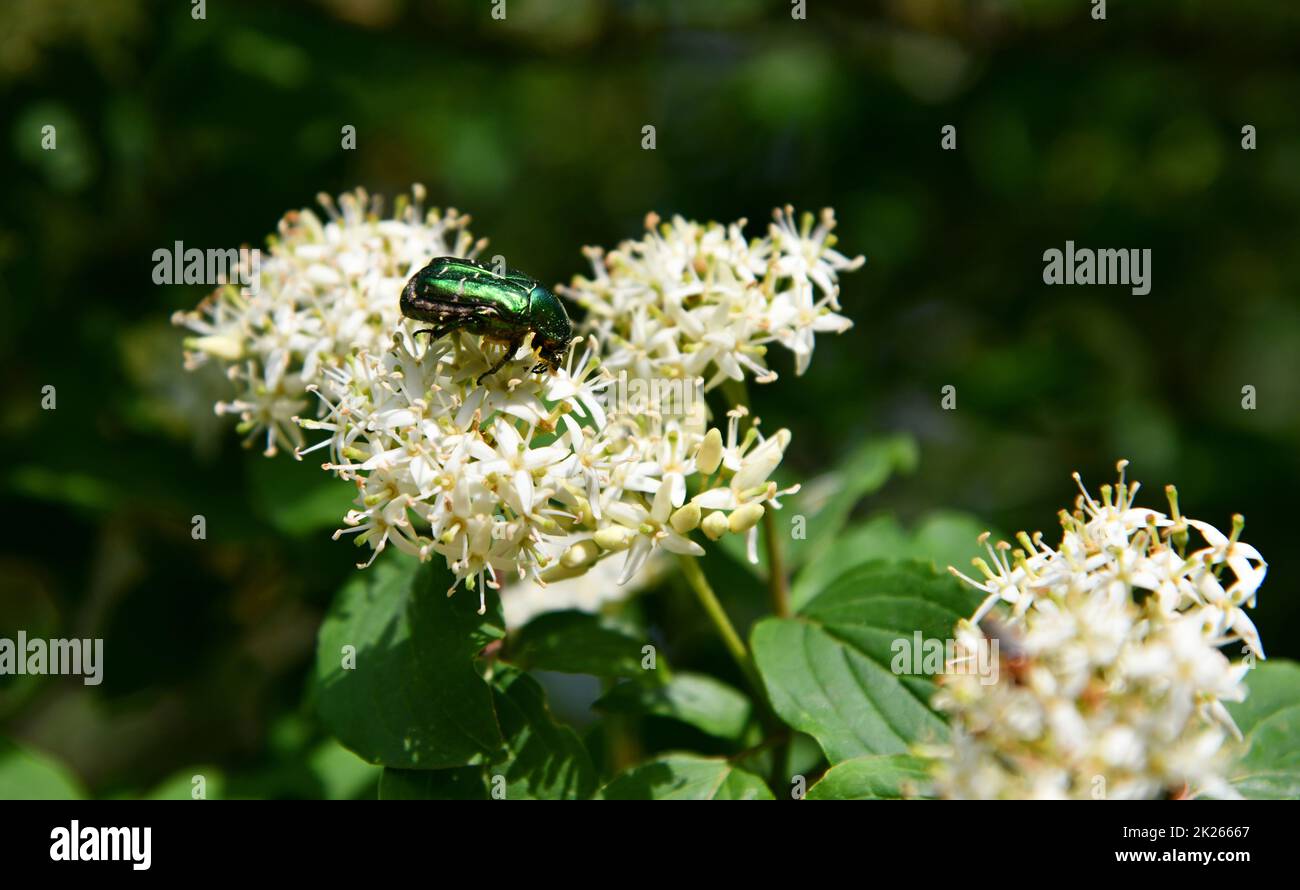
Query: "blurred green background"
2 0 1298 797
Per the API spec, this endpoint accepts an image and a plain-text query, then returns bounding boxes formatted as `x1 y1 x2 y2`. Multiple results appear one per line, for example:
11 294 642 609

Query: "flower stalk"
676 554 769 702
763 509 790 618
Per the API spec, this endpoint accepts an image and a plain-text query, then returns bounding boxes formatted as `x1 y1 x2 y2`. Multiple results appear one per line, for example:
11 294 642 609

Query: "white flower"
934 461 1267 800
606 481 705 585
173 185 484 455
689 409 798 562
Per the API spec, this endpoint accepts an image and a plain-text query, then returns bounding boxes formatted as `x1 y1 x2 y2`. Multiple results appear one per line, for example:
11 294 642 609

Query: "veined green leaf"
489 668 597 799
806 754 933 799
752 560 979 763
504 610 649 680
601 754 774 800
376 669 596 800
378 766 489 800
314 554 504 770
1225 660 1300 799
790 510 991 611
595 672 752 740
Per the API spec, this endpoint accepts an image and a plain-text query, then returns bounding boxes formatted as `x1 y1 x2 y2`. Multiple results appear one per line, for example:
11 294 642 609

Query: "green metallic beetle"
399 256 574 384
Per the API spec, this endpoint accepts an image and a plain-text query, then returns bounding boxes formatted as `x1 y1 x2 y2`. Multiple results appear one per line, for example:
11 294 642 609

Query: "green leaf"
314 553 504 769
602 754 774 800
752 560 980 764
784 434 918 569
789 515 910 612
0 740 86 799
379 766 488 800
375 670 597 800
718 433 918 574
595 672 752 740
790 511 991 612
490 668 598 800
910 511 994 572
785 732 828 781
504 610 648 679
1225 659 1300 736
1225 660 1300 799
806 754 932 799
308 740 382 800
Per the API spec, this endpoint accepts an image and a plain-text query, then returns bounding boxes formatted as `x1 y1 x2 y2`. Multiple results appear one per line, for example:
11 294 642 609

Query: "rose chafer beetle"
400 256 574 384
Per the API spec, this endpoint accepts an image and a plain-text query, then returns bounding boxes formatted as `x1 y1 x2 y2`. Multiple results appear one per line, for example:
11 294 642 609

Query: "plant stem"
677 555 763 696
763 509 789 618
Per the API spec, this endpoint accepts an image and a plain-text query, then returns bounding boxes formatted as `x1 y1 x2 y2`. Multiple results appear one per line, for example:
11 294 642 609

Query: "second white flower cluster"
936 461 1267 799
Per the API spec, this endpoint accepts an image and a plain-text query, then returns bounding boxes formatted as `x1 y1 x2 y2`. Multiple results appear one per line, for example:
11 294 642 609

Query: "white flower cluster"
297 328 800 613
171 186 485 456
934 461 1267 800
172 190 863 612
560 206 863 388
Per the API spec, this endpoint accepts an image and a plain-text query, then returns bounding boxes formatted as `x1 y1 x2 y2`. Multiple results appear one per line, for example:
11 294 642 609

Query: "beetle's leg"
477 337 523 385
414 327 455 353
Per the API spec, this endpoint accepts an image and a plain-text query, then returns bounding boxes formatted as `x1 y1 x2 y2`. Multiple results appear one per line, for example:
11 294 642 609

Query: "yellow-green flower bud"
561 539 601 569
185 334 244 362
701 511 729 541
594 525 633 551
728 502 765 534
697 428 723 475
670 503 701 534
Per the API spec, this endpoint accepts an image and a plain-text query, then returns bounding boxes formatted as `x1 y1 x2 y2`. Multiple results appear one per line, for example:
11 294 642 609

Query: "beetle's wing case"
426 257 538 291
414 257 532 320
421 257 539 290
422 257 502 282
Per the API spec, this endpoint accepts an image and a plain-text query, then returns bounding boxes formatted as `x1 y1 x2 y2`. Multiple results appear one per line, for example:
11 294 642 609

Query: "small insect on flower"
400 256 574 384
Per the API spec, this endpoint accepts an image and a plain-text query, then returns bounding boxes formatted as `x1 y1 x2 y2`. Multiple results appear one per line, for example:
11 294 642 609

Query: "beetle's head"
528 285 574 373
528 337 567 374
